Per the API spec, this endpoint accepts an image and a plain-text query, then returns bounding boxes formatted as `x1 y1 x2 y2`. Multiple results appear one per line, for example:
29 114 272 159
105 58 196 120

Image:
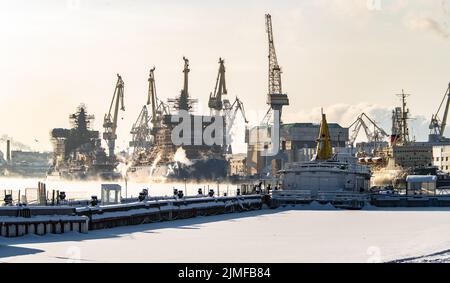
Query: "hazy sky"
0 0 449 153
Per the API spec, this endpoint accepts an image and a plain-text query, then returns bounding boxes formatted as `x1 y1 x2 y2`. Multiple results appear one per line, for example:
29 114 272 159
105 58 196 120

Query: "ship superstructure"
48 105 120 180
278 112 371 193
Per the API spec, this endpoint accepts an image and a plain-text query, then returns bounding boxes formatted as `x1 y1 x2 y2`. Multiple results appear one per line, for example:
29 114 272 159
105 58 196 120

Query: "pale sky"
0 0 449 153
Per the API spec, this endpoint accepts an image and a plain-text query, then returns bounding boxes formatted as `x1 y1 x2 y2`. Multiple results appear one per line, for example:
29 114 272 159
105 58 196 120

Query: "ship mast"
396 90 411 145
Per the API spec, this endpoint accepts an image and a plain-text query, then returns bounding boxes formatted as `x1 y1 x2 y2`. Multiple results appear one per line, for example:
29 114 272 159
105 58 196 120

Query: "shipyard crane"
148 67 158 131
168 57 197 112
348 113 389 146
208 58 227 114
103 74 125 159
223 97 249 154
146 67 170 130
207 58 248 153
129 106 152 152
225 97 248 128
207 58 248 125
429 83 450 142
130 67 170 154
262 14 289 125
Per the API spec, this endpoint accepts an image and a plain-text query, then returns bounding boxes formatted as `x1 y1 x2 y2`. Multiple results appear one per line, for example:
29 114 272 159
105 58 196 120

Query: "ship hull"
127 158 228 182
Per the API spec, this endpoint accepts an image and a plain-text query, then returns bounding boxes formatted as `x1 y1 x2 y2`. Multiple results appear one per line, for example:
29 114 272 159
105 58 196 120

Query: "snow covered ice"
2 206 450 263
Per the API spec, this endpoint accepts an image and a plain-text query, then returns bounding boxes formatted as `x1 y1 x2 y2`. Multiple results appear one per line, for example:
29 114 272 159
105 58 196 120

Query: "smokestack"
6 140 11 162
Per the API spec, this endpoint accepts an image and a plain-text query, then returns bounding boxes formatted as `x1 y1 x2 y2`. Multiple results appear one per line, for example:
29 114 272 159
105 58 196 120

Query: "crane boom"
103 74 125 159
266 14 281 96
348 113 389 146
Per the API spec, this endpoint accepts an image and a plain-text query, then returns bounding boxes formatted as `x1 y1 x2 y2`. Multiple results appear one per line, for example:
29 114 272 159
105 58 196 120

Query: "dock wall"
1 195 262 237
77 195 263 231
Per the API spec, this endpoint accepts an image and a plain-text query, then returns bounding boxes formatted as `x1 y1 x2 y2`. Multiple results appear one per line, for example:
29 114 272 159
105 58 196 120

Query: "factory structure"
0 139 51 177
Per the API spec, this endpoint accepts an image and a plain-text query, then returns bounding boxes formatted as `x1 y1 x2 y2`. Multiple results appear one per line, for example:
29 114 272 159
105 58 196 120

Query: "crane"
348 113 389 146
168 57 197 112
130 67 170 150
263 14 289 125
223 97 248 154
103 74 125 159
429 83 450 142
148 67 158 130
207 58 248 153
208 58 227 114
129 106 151 151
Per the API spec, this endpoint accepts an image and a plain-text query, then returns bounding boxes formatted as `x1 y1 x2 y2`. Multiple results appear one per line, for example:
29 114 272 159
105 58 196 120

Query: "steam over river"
0 177 240 202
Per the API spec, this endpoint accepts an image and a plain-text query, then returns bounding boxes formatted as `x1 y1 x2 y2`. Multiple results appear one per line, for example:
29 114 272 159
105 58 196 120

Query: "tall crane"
129 69 157 155
129 106 151 153
348 113 389 146
208 58 227 114
223 97 249 154
263 14 289 124
207 58 248 153
226 97 248 133
168 57 197 112
429 83 450 142
148 67 158 131
103 74 125 159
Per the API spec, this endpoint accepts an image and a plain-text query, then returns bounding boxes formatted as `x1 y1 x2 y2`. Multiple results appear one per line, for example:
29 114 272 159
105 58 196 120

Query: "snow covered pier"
0 207 88 237
76 195 263 231
1 195 262 237
370 194 450 207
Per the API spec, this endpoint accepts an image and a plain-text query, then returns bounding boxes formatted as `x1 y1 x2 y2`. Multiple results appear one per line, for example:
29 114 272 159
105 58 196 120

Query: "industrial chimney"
6 140 11 162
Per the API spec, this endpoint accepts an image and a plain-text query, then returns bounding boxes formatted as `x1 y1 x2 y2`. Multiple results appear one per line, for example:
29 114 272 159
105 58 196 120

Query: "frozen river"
2 207 450 263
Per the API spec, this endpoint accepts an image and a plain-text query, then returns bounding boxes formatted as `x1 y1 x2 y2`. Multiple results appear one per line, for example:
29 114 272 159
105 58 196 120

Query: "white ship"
273 112 371 209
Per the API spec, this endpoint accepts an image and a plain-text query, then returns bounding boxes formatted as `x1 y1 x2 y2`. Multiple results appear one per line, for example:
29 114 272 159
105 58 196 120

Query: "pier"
0 194 263 237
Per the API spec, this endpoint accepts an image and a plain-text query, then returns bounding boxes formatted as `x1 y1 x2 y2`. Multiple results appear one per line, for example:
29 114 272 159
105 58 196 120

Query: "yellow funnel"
315 112 333 160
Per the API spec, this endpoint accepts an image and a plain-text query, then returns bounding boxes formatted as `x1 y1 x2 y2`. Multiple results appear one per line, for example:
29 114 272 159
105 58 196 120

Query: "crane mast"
168 57 196 112
265 14 289 116
103 74 125 159
429 83 450 142
178 56 191 112
148 67 158 131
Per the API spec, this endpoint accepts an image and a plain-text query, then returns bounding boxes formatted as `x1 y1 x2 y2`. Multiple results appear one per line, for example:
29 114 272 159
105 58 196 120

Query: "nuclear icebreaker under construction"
48 105 121 180
48 75 125 180
127 57 246 181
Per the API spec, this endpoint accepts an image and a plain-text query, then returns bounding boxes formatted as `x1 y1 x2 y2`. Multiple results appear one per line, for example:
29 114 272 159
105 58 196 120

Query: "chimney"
6 140 11 162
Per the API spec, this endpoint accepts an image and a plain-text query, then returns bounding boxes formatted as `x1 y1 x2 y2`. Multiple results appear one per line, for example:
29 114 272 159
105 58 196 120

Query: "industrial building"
227 153 247 177
433 145 450 172
0 140 52 177
246 122 349 175
389 143 434 169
